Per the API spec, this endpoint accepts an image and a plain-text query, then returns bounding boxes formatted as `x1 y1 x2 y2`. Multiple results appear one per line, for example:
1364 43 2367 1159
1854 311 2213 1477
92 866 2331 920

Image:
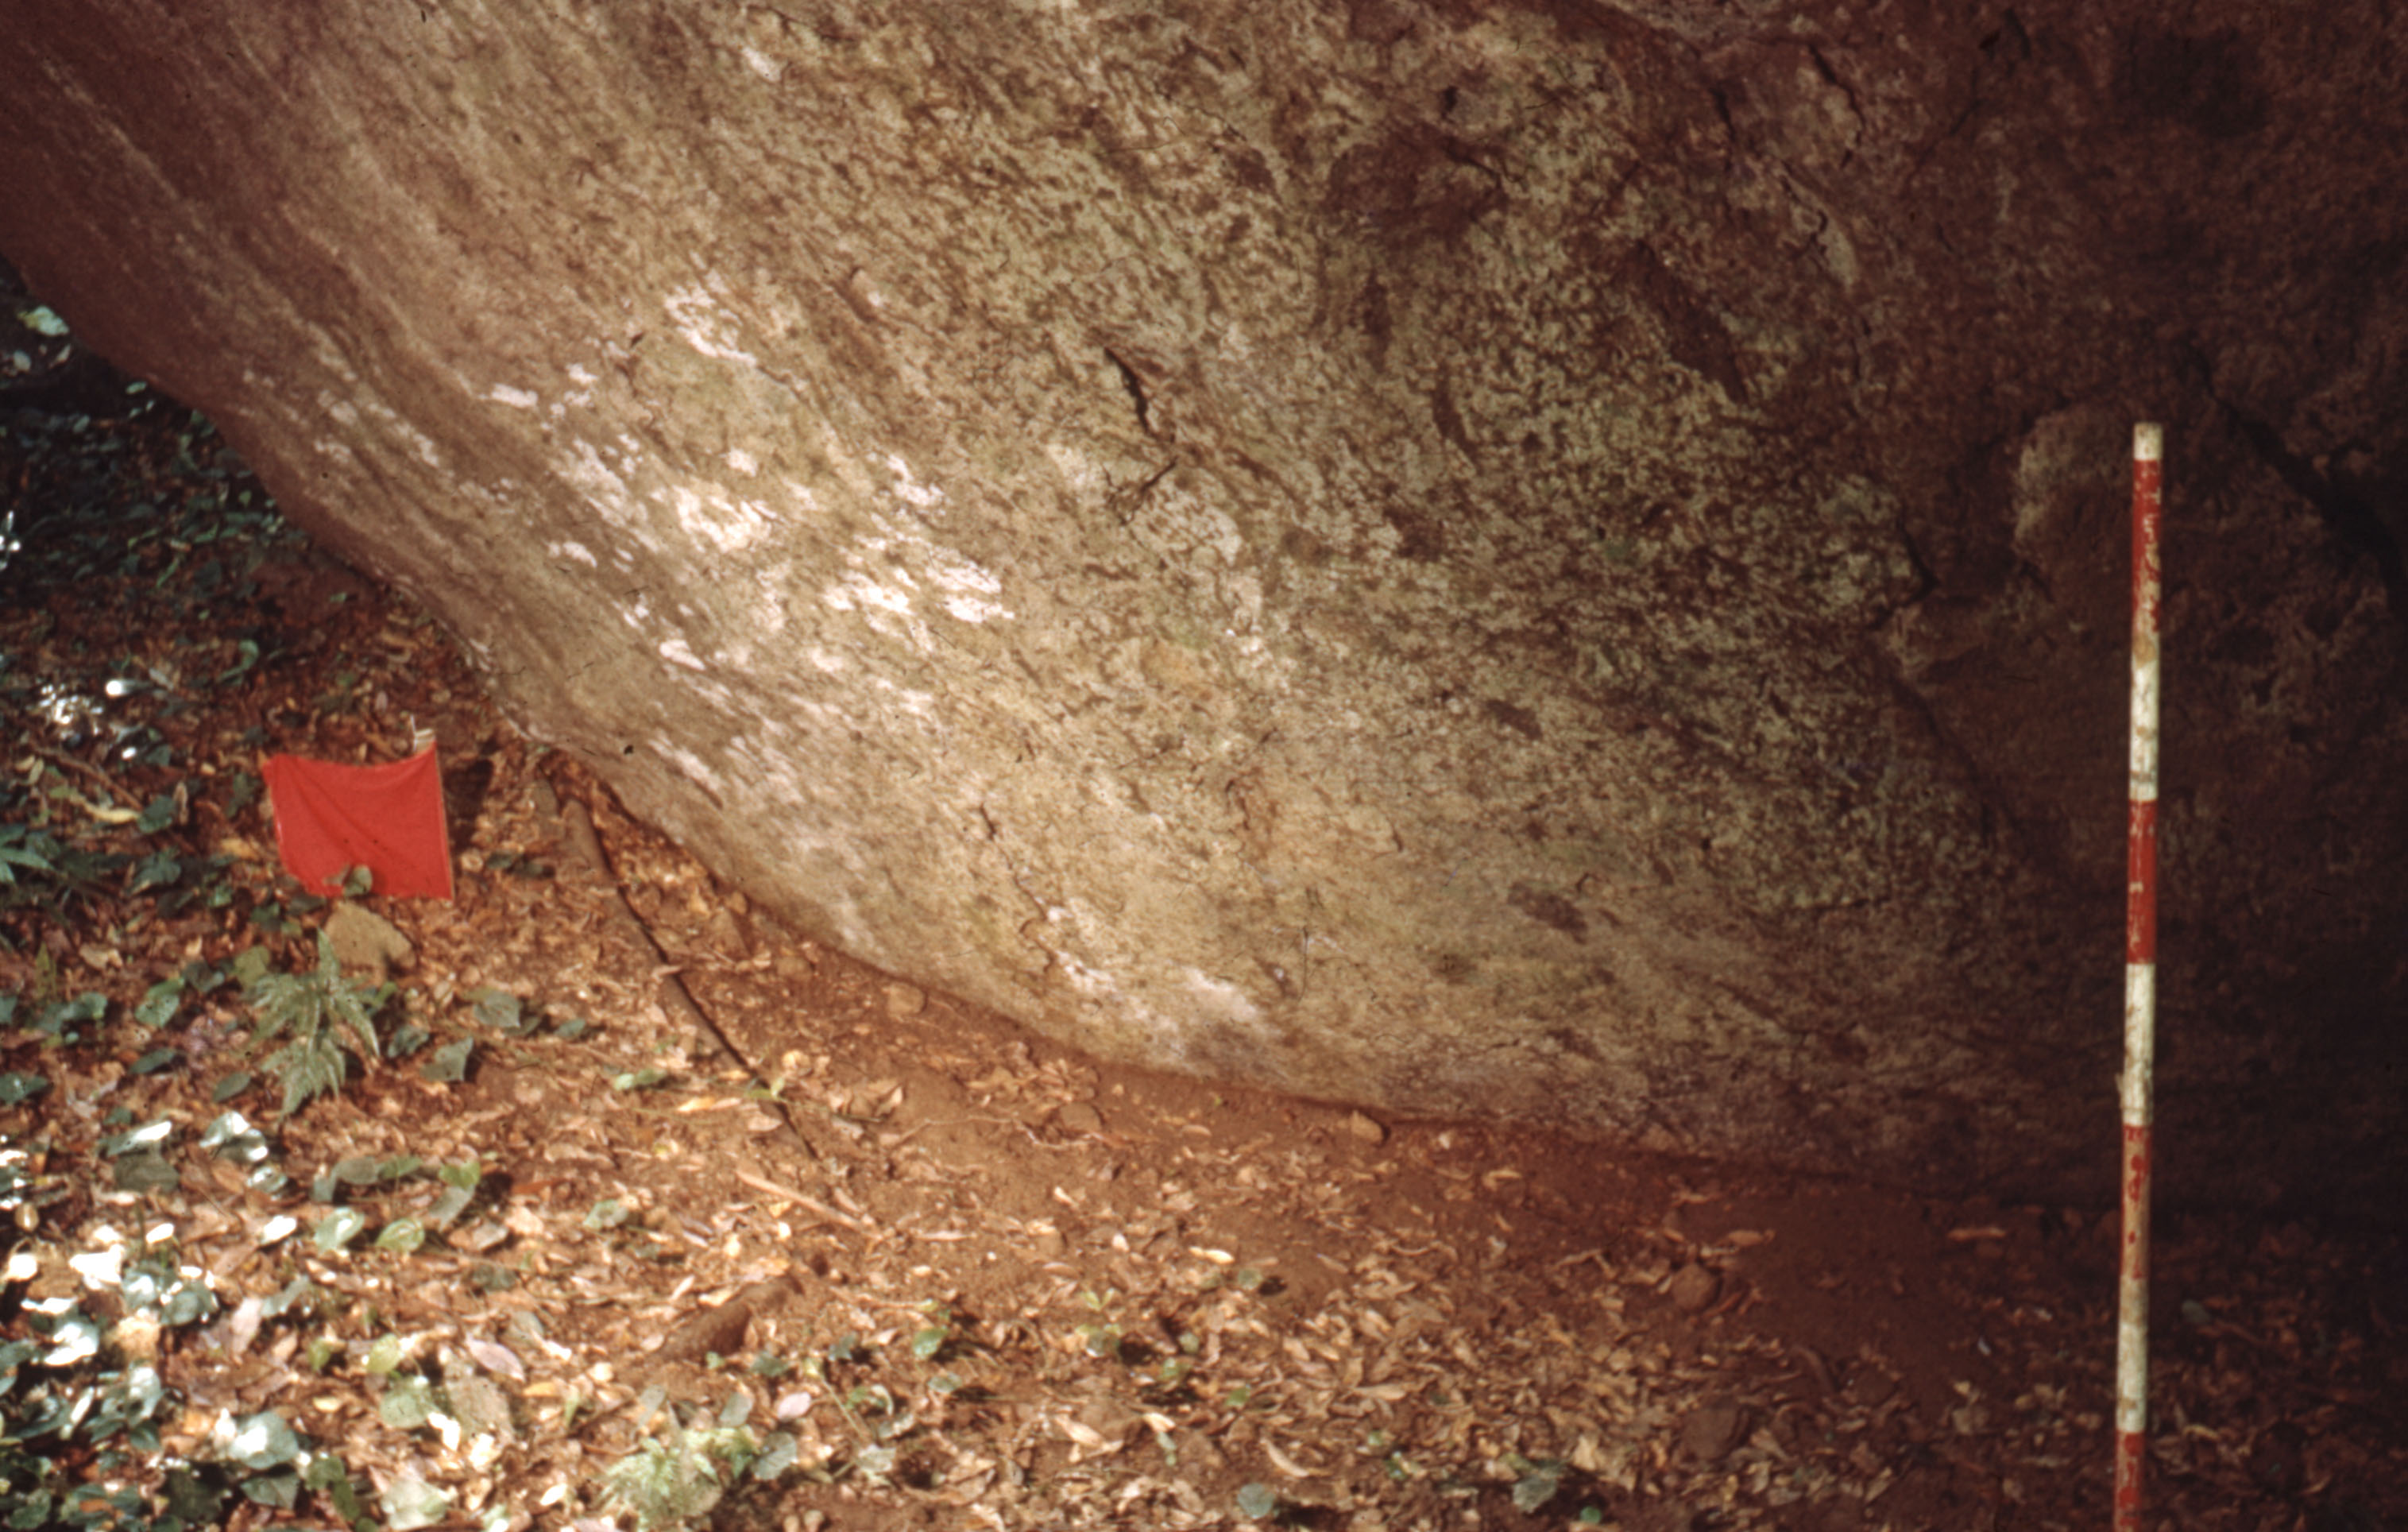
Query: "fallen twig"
732 1167 870 1233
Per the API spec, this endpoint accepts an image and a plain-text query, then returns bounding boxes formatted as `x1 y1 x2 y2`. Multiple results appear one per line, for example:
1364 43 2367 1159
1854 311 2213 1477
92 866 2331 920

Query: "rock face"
6 0 2405 1203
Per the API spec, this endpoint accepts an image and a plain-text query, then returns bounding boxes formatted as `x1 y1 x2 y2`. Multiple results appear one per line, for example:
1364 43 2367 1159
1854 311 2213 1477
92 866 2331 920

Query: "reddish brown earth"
3 368 2402 1530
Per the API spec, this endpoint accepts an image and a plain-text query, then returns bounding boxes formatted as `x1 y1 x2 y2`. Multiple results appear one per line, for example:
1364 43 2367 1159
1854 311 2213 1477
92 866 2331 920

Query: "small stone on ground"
326 901 414 981
1668 1261 1721 1313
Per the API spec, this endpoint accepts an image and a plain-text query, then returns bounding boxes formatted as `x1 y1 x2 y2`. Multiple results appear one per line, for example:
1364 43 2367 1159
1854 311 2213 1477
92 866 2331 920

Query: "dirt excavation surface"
5 373 2406 1529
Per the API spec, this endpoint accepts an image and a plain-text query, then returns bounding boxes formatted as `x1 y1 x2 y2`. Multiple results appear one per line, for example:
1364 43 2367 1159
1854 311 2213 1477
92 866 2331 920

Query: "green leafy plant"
245 930 387 1115
603 1410 763 1530
0 1226 261 1527
136 958 226 1030
910 1302 955 1363
0 820 119 930
1074 1286 1126 1361
0 821 57 884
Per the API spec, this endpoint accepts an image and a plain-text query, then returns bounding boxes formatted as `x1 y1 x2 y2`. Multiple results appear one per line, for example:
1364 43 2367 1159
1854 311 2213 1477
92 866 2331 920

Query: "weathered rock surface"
6 0 2404 1203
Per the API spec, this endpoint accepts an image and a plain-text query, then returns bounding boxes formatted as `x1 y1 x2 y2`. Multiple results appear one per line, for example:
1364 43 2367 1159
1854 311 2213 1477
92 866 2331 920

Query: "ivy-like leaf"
381 1471 453 1531
752 1431 799 1480
113 1150 182 1193
468 987 525 1034
377 1217 427 1254
0 828 56 882
223 1409 303 1469
585 1197 632 1232
40 1312 104 1367
152 1272 218 1327
0 1073 49 1105
313 1208 369 1252
259 1276 315 1319
422 1039 473 1083
240 1468 303 1509
192 1115 256 1166
135 977 184 1028
129 848 180 892
217 640 261 687
162 1466 230 1523
364 1335 410 1377
327 1155 386 1186
852 1442 899 1485
99 1119 174 1157
38 992 106 1036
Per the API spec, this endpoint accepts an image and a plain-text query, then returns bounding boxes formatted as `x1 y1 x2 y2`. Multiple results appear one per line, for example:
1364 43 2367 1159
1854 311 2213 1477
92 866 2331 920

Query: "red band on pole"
2116 1119 2153 1522
2125 799 2158 965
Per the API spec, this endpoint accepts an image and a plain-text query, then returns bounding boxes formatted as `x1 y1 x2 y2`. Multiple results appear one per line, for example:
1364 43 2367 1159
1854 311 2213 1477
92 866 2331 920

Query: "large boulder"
6 0 2404 1203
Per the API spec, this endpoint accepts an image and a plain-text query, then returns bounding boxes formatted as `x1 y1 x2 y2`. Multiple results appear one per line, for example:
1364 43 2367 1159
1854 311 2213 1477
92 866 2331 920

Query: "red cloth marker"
262 747 454 899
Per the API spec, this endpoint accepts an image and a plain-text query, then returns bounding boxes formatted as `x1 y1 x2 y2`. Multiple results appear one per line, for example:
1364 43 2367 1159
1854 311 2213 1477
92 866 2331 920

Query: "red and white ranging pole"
2114 422 2164 1532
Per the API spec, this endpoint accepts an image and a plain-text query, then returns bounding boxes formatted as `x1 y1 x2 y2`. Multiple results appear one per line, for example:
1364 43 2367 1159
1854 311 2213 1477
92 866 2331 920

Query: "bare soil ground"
2 335 2402 1532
